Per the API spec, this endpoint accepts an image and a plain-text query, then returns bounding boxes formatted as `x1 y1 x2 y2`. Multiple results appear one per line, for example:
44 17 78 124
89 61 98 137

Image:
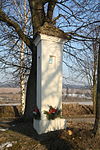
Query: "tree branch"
67 31 100 41
0 8 32 49
47 0 57 21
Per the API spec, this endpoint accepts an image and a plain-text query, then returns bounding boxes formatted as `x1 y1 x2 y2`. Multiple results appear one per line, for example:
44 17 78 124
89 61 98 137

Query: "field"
1 88 99 150
0 88 21 104
0 88 20 94
0 87 93 118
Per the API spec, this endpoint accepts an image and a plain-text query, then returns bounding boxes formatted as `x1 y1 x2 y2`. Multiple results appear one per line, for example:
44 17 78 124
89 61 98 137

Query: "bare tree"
19 0 27 114
0 0 99 121
94 43 100 135
63 26 99 112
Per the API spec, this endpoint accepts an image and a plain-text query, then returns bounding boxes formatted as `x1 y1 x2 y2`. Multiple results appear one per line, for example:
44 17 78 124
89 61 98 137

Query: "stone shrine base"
33 118 66 134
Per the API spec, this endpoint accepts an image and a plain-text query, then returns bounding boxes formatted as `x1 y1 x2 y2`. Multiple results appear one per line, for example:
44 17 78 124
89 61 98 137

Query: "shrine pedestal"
34 118 66 134
33 33 66 134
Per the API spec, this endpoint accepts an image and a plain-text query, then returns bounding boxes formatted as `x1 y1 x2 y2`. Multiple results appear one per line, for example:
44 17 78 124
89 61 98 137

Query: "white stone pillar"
33 34 66 134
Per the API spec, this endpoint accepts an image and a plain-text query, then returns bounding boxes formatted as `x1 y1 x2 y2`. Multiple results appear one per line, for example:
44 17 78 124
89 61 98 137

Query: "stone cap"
35 22 71 40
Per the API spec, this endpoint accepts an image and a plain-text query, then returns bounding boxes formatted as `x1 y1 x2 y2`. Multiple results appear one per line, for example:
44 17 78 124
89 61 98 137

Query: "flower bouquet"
44 105 61 120
33 106 41 120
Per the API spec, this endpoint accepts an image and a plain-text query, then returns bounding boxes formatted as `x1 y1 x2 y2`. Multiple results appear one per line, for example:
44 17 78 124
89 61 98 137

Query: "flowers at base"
33 106 41 120
44 105 61 120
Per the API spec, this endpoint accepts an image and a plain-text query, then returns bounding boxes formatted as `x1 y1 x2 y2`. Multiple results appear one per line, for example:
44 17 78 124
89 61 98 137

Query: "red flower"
49 108 57 114
33 107 39 113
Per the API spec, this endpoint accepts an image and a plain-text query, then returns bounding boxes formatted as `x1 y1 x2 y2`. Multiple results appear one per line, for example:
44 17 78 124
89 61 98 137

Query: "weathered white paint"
33 34 66 134
34 118 66 134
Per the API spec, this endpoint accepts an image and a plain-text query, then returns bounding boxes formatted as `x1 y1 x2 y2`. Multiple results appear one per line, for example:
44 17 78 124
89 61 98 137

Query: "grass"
0 118 100 150
0 93 99 150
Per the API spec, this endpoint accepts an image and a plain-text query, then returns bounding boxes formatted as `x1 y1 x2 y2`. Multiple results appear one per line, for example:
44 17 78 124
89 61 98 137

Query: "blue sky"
0 0 99 86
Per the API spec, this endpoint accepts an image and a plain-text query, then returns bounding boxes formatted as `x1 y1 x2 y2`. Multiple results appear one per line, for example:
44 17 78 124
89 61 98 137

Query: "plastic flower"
44 105 61 120
33 106 41 120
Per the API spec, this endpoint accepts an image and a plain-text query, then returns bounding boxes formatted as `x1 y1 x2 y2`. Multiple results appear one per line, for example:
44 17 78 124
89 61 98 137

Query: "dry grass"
0 88 20 94
0 106 21 118
0 119 100 150
62 104 93 117
0 93 20 102
0 103 94 119
0 102 99 150
0 88 21 103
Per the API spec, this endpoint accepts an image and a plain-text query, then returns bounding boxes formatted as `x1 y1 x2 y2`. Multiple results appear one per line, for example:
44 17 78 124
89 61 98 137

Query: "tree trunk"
24 46 37 120
92 41 98 114
94 43 100 135
92 69 96 114
20 41 26 115
20 0 27 115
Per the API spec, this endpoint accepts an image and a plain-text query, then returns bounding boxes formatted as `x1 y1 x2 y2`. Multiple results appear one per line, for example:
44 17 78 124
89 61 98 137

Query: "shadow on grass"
6 118 75 150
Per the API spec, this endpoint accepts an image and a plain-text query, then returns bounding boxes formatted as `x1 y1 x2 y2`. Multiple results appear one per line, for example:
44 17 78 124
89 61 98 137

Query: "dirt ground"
0 104 100 150
0 118 100 150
